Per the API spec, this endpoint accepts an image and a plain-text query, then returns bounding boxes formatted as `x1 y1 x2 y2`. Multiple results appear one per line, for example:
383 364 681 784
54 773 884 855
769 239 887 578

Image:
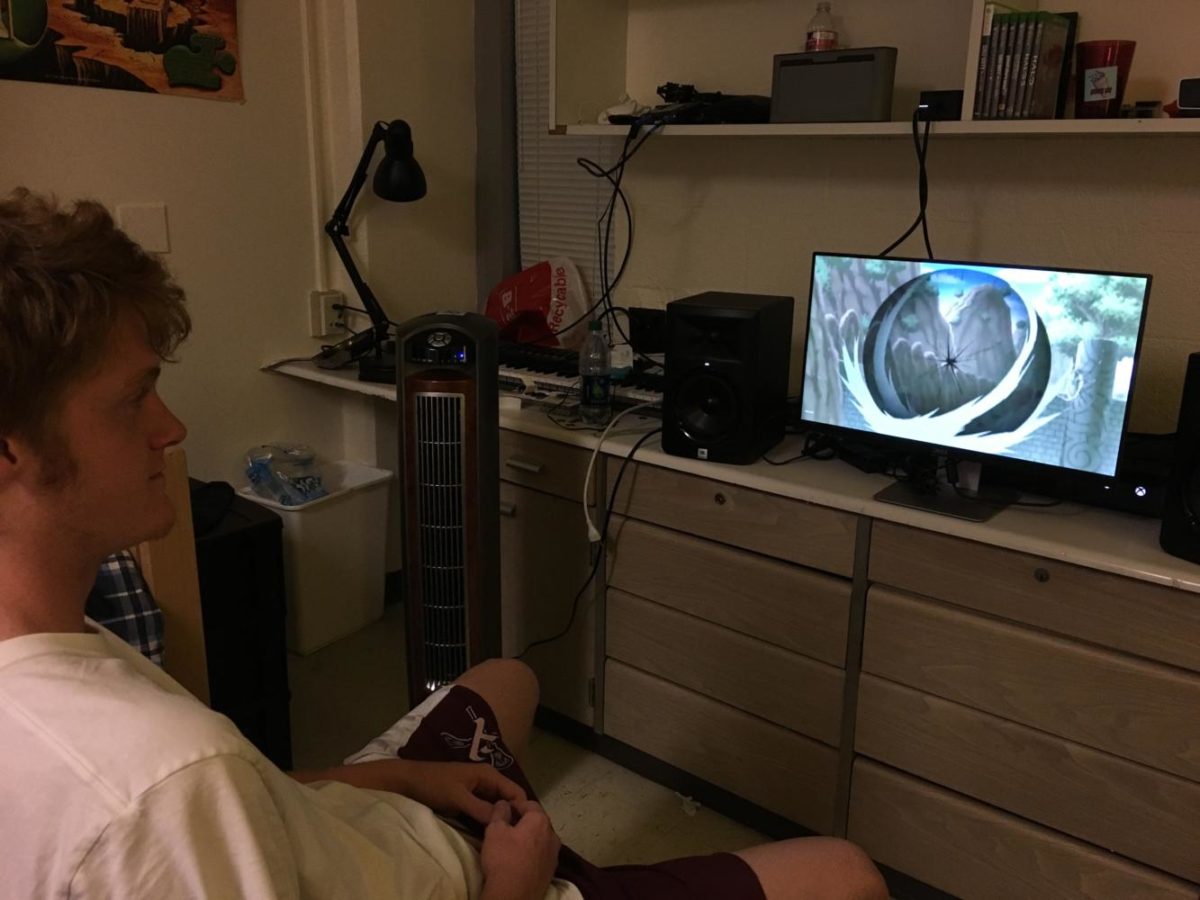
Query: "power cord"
516 427 662 659
262 356 322 371
551 123 663 339
761 433 837 466
880 107 934 259
582 403 657 542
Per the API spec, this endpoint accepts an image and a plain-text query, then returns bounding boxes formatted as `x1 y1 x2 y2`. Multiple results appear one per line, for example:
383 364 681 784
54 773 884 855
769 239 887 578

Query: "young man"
0 189 887 899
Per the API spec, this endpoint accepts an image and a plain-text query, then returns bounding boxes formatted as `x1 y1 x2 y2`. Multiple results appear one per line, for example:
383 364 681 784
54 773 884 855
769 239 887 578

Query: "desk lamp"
317 119 427 383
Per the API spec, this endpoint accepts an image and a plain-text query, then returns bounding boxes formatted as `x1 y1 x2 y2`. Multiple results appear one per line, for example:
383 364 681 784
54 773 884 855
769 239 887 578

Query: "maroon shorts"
390 684 766 900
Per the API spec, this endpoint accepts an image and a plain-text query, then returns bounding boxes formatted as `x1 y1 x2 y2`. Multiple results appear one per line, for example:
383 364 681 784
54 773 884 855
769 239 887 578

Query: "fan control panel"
407 328 472 365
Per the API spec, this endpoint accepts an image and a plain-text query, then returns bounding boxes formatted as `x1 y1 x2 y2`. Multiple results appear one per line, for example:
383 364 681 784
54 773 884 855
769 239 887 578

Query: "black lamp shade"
373 120 427 202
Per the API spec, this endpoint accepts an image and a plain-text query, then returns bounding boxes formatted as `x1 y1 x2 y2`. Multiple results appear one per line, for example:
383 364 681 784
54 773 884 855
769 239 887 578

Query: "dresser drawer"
607 460 857 576
607 516 850 666
862 587 1200 783
849 760 1199 900
499 481 594 725
607 589 843 745
499 429 593 503
869 522 1200 673
856 675 1200 881
604 660 839 833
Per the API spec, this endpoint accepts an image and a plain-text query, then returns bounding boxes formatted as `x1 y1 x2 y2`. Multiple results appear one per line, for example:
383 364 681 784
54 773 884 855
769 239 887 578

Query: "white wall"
0 0 349 483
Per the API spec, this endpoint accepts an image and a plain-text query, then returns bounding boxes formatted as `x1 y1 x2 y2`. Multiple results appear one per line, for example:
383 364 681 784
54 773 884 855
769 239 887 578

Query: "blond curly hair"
0 188 191 447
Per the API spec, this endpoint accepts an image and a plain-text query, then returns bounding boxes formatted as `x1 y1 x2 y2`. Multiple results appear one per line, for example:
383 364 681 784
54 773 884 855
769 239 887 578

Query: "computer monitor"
799 253 1152 519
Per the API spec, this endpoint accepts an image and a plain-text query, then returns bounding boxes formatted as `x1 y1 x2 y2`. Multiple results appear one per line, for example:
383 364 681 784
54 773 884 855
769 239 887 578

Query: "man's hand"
392 760 527 824
290 760 526 824
480 799 561 900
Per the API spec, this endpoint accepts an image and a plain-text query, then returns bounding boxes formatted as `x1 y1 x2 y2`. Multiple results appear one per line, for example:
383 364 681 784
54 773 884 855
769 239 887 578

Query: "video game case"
1054 12 1080 118
1014 13 1047 118
974 2 1016 118
983 14 1014 119
973 3 1001 118
1028 14 1072 119
998 13 1031 119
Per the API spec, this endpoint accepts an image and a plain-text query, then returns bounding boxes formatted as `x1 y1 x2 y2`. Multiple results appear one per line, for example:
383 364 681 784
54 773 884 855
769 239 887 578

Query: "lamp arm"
324 121 391 338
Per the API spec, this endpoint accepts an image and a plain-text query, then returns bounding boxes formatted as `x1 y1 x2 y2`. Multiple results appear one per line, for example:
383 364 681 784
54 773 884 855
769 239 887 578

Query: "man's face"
32 311 188 555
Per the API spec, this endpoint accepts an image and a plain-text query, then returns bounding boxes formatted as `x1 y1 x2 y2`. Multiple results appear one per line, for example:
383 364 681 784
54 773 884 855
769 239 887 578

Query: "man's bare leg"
736 837 888 900
453 658 540 760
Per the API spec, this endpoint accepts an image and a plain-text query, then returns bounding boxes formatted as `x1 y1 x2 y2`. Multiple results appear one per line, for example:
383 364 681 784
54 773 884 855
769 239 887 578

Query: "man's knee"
461 657 540 704
828 840 888 900
495 657 540 703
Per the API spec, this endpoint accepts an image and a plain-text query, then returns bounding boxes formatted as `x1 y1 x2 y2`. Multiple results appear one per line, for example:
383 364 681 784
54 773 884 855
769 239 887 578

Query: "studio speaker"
663 292 794 464
1159 351 1200 564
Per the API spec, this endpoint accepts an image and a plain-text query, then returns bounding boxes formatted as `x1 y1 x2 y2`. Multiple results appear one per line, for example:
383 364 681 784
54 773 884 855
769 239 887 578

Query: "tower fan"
397 312 500 706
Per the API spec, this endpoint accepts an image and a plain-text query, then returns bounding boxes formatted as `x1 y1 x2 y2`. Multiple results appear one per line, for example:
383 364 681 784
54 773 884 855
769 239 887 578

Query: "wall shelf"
552 0 1200 138
562 118 1200 138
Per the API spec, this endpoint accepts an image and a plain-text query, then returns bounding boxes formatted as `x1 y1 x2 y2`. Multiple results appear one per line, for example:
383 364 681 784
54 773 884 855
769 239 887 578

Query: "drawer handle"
505 457 544 475
1033 567 1050 583
499 501 517 518
714 492 727 506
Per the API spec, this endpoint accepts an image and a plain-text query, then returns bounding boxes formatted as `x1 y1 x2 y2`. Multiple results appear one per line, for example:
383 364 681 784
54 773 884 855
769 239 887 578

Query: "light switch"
116 203 170 254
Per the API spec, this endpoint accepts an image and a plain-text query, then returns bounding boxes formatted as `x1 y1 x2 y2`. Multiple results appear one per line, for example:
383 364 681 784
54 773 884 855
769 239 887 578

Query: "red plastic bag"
484 258 591 349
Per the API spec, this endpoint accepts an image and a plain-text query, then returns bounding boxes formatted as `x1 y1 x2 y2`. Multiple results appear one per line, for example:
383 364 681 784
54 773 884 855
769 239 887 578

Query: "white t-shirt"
0 623 584 899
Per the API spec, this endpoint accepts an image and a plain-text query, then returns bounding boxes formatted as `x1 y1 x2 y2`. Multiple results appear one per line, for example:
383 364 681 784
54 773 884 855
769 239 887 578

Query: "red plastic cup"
1075 40 1137 118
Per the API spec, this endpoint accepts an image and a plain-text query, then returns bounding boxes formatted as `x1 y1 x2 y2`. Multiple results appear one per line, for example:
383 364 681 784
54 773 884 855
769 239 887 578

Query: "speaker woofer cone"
675 372 739 442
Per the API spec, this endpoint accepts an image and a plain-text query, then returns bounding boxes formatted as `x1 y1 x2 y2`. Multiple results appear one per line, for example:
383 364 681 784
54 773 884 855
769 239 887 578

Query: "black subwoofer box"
192 487 293 769
663 292 794 464
1160 352 1200 563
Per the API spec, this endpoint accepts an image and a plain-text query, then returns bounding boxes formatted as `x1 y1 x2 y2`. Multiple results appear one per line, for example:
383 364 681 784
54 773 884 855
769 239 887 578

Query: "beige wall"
614 133 1200 432
0 0 349 483
0 0 479 489
356 4 478 324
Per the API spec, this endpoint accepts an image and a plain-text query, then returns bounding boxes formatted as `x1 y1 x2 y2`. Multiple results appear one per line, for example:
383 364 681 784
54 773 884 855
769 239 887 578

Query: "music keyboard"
497 340 663 407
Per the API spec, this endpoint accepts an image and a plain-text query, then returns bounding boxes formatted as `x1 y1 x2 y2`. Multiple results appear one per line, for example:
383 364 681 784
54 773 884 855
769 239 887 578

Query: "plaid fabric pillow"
85 551 165 666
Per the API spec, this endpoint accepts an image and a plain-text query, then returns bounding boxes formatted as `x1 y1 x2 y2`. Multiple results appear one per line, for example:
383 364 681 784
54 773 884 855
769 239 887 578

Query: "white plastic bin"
241 460 393 654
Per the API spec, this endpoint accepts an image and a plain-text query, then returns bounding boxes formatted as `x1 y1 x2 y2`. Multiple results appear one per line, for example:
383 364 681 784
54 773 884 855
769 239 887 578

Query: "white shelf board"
265 359 398 401
561 118 1200 138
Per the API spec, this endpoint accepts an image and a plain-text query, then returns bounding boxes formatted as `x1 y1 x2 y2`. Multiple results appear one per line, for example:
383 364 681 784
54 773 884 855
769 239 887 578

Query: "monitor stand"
873 479 1018 523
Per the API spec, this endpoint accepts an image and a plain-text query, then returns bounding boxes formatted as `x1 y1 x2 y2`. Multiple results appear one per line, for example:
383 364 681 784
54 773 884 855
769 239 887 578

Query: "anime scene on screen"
801 254 1150 477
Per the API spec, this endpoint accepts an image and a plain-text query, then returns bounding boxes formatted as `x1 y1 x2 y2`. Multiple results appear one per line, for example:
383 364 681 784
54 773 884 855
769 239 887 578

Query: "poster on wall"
0 1 242 101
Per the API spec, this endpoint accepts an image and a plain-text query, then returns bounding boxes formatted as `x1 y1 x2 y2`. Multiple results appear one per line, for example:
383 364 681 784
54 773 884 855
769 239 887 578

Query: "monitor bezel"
798 251 1154 484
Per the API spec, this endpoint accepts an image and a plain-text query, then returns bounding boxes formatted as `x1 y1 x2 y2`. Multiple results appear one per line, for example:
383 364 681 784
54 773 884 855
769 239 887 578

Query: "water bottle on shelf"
805 2 837 52
579 320 613 426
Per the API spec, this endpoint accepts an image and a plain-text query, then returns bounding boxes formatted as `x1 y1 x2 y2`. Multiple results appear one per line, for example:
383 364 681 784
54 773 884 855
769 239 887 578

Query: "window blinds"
515 0 623 303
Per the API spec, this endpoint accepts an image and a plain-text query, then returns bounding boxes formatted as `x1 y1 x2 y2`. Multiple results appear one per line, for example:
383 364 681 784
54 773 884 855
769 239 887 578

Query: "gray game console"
770 47 898 123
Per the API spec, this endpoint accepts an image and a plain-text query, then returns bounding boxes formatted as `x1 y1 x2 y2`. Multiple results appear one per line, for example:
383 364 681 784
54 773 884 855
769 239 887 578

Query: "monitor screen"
800 253 1152 478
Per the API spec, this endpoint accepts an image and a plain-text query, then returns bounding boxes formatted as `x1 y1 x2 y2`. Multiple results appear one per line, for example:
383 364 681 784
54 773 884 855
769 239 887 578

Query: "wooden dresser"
852 523 1200 897
495 411 1200 900
604 459 857 833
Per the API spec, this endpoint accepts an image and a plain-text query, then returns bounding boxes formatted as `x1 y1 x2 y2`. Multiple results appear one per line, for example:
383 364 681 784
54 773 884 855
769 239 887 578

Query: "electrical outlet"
308 290 345 338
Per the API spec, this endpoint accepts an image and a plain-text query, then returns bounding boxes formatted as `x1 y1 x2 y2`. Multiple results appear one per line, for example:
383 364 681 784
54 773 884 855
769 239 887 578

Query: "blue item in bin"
245 443 327 507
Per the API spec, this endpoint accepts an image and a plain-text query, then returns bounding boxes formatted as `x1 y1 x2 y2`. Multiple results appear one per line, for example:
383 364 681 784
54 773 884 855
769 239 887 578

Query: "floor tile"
289 611 767 865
